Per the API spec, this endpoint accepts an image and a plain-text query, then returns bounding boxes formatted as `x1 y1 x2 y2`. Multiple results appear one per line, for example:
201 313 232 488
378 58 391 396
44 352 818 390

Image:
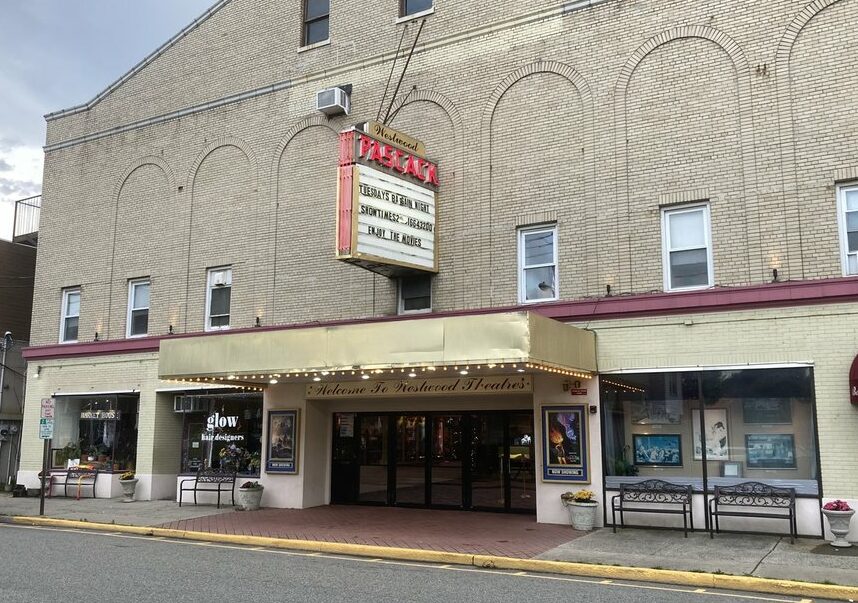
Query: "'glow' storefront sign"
337 124 439 276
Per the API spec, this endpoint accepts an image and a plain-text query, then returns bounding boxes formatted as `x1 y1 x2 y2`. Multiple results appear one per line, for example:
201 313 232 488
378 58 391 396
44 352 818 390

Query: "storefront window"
51 394 138 472
180 393 262 475
601 368 819 496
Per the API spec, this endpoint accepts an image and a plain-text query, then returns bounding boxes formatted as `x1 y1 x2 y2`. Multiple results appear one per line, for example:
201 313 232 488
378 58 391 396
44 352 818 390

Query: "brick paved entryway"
159 505 584 558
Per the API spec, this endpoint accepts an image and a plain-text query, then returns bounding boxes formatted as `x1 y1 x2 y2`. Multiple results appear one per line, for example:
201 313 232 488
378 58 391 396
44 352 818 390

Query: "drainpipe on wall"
0 331 9 416
0 332 10 485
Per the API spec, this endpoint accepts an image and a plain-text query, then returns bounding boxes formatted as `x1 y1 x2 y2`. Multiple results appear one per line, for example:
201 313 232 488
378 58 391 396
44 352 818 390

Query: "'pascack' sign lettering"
357 134 439 188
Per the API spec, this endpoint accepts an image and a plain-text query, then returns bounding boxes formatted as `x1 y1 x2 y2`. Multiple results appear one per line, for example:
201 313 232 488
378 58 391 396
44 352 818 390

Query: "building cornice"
23 277 858 361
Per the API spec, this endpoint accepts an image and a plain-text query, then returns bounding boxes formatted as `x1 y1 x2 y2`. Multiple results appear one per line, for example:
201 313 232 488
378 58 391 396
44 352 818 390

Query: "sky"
0 0 215 240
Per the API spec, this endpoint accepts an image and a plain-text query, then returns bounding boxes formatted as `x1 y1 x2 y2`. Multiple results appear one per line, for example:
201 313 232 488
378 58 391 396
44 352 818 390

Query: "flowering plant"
218 445 247 470
561 489 596 503
119 471 135 481
823 500 852 512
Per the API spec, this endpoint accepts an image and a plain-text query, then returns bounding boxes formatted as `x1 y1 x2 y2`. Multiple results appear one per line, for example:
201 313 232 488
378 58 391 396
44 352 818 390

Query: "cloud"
0 159 11 172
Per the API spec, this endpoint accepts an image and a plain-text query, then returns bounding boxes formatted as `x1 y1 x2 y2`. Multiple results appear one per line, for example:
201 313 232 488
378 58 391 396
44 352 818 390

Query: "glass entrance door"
469 413 506 510
395 415 426 505
331 410 535 513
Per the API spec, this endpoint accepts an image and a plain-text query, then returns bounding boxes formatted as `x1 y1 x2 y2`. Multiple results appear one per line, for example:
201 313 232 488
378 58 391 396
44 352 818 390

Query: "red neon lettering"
381 144 396 169
425 163 439 186
393 149 406 173
359 135 372 158
369 140 384 163
405 156 421 179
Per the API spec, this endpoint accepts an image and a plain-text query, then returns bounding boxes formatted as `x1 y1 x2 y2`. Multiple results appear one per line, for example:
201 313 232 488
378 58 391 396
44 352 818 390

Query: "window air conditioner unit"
173 396 207 413
211 271 229 287
316 86 351 116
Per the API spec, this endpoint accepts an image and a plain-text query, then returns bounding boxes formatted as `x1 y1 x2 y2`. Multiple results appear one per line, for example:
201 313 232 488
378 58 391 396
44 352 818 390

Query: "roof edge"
44 0 233 122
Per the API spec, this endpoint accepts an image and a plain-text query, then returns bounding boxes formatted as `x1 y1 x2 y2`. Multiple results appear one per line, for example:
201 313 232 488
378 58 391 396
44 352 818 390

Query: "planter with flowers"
822 500 854 547
118 471 138 503
561 489 599 531
237 481 264 511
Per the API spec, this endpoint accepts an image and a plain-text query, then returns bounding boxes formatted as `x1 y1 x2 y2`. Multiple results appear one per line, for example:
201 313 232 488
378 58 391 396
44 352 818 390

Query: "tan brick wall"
32 0 858 345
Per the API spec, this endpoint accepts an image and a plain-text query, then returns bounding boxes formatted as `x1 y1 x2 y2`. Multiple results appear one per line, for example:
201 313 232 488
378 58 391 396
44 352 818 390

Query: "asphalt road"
0 524 834 603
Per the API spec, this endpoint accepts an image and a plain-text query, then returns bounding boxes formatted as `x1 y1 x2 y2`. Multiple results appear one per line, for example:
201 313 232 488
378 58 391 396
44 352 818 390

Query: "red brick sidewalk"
158 506 583 558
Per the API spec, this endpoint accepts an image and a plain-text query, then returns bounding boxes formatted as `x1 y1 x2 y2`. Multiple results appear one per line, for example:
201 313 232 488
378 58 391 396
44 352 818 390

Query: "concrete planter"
119 478 138 503
822 509 855 547
237 485 264 511
563 500 599 531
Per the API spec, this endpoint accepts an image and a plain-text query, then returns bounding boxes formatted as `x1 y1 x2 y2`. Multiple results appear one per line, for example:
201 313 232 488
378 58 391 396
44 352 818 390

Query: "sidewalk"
2 494 857 593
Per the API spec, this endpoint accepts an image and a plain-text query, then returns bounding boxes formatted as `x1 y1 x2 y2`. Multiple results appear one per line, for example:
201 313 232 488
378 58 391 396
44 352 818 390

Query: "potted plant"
561 489 599 531
822 499 854 547
237 480 264 511
118 470 138 503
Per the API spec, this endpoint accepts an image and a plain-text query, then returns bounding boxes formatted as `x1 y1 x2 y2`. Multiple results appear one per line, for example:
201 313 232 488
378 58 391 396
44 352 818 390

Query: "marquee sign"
337 124 439 276
306 375 533 399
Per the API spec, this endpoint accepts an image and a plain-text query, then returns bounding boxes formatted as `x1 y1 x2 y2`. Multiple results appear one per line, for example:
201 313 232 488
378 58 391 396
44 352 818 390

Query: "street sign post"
38 398 55 516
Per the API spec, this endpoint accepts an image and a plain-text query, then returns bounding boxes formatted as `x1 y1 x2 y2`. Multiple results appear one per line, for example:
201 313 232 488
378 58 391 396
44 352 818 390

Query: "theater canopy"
158 311 596 387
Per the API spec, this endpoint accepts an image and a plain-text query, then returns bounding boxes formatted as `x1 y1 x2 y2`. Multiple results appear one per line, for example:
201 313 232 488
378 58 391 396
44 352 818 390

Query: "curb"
7 515 858 601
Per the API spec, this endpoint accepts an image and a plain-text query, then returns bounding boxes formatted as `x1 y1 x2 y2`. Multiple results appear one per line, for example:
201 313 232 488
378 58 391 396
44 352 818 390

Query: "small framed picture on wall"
266 410 300 474
542 405 590 483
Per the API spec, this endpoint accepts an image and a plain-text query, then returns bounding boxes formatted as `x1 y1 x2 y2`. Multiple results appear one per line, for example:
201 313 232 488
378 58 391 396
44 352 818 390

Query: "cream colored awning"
158 311 596 386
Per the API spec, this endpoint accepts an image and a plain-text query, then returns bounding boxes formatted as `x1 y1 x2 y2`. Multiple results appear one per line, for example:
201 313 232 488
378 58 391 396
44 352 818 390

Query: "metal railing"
12 195 40 244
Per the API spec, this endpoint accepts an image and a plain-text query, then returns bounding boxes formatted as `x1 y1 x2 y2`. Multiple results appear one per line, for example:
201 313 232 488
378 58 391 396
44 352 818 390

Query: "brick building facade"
19 0 858 538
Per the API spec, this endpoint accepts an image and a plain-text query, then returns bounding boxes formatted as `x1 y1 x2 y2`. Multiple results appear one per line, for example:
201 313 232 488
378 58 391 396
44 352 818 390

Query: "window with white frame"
402 0 432 17
127 279 150 338
518 224 558 303
662 204 713 291
837 184 858 275
60 288 80 343
398 274 432 314
206 268 232 331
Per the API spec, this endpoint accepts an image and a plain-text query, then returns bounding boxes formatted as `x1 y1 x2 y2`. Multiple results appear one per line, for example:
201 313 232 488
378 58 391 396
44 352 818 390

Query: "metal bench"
709 481 796 544
179 468 236 508
55 467 99 500
612 479 695 537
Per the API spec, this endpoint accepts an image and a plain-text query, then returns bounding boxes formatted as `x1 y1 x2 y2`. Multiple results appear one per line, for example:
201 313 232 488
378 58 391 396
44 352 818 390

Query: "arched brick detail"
480 61 596 303
187 135 259 194
613 27 760 290
388 90 466 307
269 115 336 199
113 155 177 200
269 115 338 316
774 0 846 279
106 155 178 338
389 89 464 139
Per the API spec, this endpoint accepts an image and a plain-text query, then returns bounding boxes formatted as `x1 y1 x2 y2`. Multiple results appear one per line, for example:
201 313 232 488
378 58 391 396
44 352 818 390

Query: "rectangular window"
127 279 150 338
837 184 858 275
600 367 819 497
398 274 432 314
402 0 433 16
206 267 232 331
51 394 139 472
662 204 713 291
60 288 80 343
518 224 557 303
180 393 262 475
303 0 329 46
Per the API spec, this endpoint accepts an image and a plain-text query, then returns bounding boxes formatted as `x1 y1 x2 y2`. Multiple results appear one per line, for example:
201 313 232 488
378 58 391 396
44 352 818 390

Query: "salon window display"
600 368 819 496
50 395 138 472
180 394 263 475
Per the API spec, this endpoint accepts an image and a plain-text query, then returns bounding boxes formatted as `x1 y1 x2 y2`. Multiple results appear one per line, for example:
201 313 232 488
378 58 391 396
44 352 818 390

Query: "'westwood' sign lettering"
306 375 533 399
